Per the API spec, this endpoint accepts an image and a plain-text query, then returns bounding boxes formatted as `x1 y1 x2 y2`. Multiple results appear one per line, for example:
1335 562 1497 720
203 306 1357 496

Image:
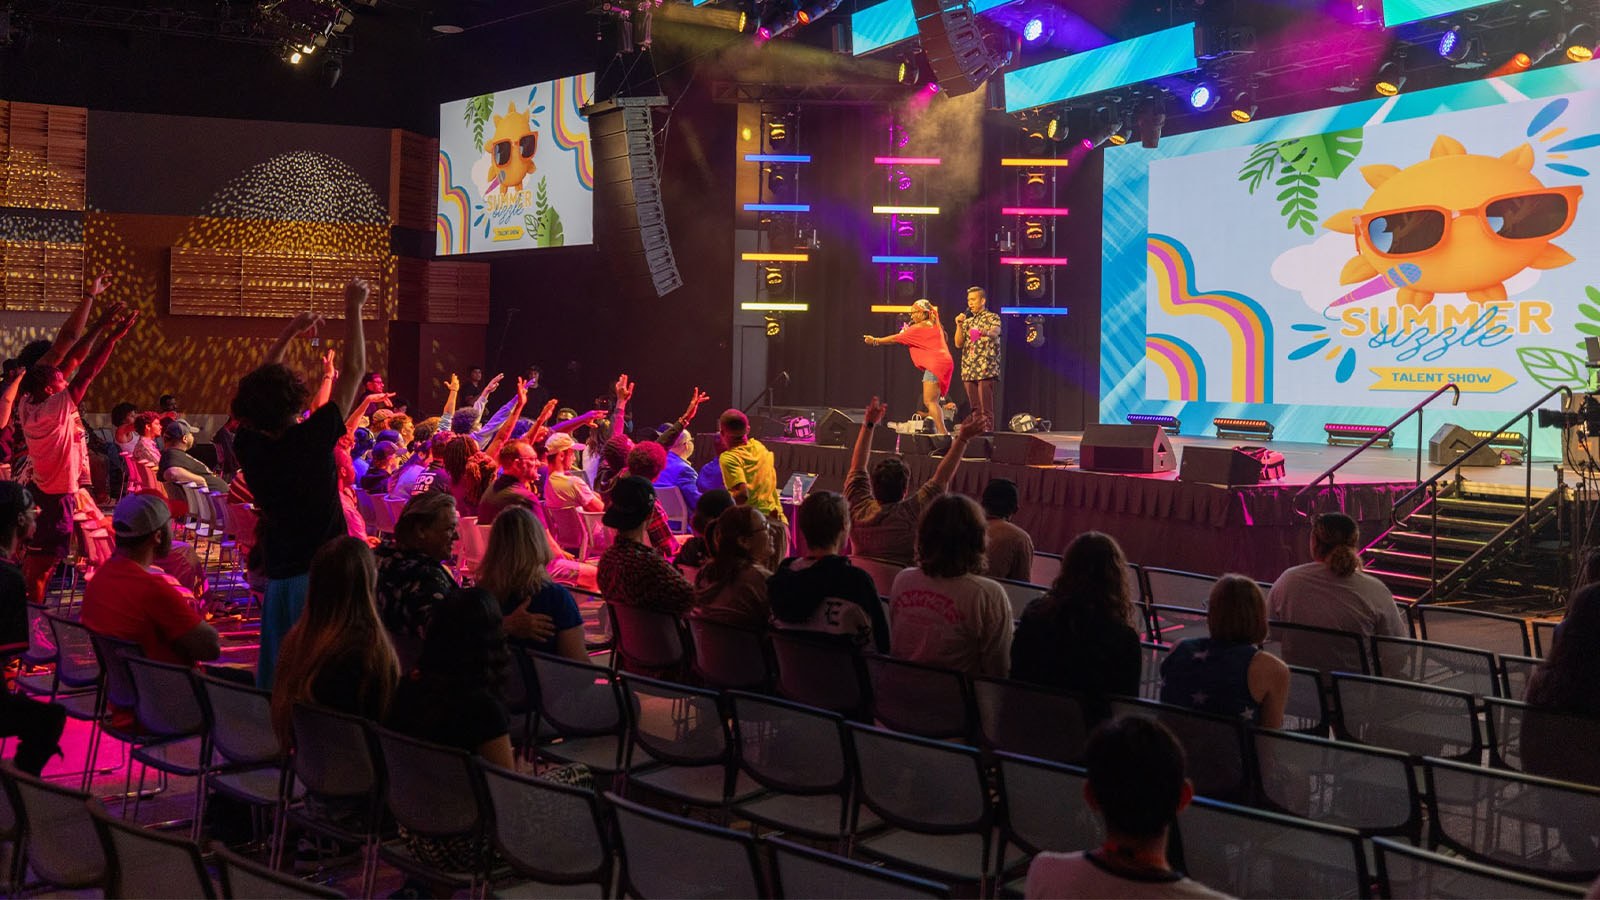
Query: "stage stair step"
1381 532 1487 552
1421 515 1512 534
1363 567 1437 588
1366 548 1473 568
1432 498 1528 517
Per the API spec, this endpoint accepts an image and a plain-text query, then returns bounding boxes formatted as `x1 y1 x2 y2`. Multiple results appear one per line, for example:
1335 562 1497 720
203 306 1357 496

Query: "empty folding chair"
1501 653 1541 700
370 727 493 896
212 843 345 899
1484 696 1600 787
90 802 216 898
1416 605 1532 658
993 753 1101 893
1252 728 1421 843
768 835 950 900
1137 642 1168 701
3 761 107 892
196 674 295 844
122 656 210 833
1533 619 1560 658
1267 620 1370 687
1373 835 1585 899
1372 634 1500 698
729 691 861 845
846 723 1010 893
1425 758 1600 883
1107 697 1254 802
847 556 904 599
972 676 1090 764
687 614 772 691
1333 672 1481 761
47 614 112 789
1142 567 1214 609
865 655 974 741
608 790 768 899
657 485 692 534
1029 552 1062 589
995 578 1046 620
769 631 872 720
279 704 383 887
620 674 761 811
526 651 632 777
605 601 691 677
479 762 611 898
1176 797 1368 898
1146 605 1208 647
1282 664 1332 735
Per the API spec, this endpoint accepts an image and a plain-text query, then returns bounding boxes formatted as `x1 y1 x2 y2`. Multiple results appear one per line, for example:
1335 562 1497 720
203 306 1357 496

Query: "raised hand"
444 373 460 393
956 414 989 441
288 311 324 338
681 387 711 422
86 272 114 297
343 278 370 316
538 397 559 422
322 348 337 380
614 373 635 402
864 396 888 426
110 309 140 340
515 376 529 405
862 335 878 346
364 391 396 406
483 372 505 395
90 300 128 330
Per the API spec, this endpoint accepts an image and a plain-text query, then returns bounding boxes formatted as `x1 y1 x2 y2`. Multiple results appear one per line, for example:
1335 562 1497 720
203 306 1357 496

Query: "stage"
743 431 1564 584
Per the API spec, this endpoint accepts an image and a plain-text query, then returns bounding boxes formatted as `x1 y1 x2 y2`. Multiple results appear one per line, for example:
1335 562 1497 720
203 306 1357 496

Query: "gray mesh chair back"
1253 728 1420 840
995 753 1101 858
848 556 904 599
1425 757 1600 883
21 601 55 668
89 631 143 713
1333 673 1480 760
126 655 206 738
730 692 850 797
1137 642 1168 700
529 651 624 737
1533 619 1560 658
1283 664 1331 734
995 578 1046 621
90 803 215 898
768 836 951 900
1107 697 1253 802
1416 605 1531 657
1373 836 1586 899
687 615 771 691
865 655 974 741
1372 634 1501 698
1143 567 1214 609
1029 553 1062 588
1500 654 1540 701
1124 563 1150 634
1484 696 1600 787
972 676 1089 764
605 601 690 674
619 674 735 768
199 674 282 767
286 702 381 847
1147 604 1208 647
769 631 871 719
1267 620 1370 687
372 727 489 880
5 762 106 890
47 613 103 692
213 843 345 898
479 762 610 895
1177 797 1368 898
607 790 767 899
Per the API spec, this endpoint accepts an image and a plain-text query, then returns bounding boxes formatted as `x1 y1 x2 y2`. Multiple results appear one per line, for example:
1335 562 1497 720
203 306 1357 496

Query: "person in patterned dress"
953 285 1001 431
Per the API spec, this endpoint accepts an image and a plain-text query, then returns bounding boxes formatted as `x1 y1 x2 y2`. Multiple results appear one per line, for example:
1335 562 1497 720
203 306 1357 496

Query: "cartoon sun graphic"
485 101 538 195
1324 135 1580 308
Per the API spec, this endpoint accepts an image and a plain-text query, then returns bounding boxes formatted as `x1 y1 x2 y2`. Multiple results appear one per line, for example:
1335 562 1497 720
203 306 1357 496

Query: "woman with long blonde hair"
270 536 400 746
475 507 587 661
862 298 955 435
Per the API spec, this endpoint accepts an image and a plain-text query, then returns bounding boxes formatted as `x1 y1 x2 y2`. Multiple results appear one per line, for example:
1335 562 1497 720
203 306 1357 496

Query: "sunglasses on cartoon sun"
1352 185 1583 258
491 133 538 165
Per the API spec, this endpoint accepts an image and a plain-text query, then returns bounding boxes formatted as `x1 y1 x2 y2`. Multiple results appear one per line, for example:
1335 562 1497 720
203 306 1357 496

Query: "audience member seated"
846 397 985 567
159 418 227 494
1010 531 1141 720
359 440 401 494
376 492 459 640
213 417 242 480
622 440 679 557
1267 512 1405 637
693 506 772 629
1523 582 1600 783
982 477 1034 582
0 482 67 775
129 412 161 467
655 425 702 511
769 490 889 652
477 439 543 526
675 489 733 570
269 536 400 747
597 476 693 615
544 433 603 513
1025 717 1227 899
110 401 138 455
1160 575 1289 728
696 433 726 496
888 493 1012 677
596 435 634 506
333 441 367 540
392 431 452 500
440 434 494 517
82 494 221 667
476 507 583 661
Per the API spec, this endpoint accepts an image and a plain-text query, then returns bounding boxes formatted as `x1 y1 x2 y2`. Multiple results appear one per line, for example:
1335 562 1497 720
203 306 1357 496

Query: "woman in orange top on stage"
863 298 955 436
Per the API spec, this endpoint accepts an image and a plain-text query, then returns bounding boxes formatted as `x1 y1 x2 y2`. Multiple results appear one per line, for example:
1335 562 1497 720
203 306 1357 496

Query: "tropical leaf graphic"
1276 166 1320 235
464 94 496 152
1237 142 1280 194
1275 128 1364 180
1518 346 1590 389
530 177 565 247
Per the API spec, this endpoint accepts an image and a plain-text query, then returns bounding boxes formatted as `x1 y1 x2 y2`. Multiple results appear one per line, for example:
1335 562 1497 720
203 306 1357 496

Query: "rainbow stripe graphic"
436 152 471 255
553 73 596 191
1147 234 1273 403
1145 335 1207 401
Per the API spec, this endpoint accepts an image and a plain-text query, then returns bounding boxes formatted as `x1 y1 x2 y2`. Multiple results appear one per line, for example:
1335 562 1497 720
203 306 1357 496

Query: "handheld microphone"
1328 263 1423 309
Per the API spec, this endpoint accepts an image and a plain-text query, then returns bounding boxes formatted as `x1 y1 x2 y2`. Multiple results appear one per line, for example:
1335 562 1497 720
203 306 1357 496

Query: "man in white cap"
543 432 603 513
82 493 220 667
160 418 226 494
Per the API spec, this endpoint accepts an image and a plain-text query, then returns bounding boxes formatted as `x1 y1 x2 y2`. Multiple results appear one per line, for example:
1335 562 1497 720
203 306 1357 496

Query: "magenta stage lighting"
891 168 913 191
926 82 940 93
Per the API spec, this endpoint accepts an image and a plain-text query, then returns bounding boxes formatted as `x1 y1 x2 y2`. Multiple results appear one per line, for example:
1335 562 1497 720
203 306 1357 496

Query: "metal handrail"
1292 382 1461 518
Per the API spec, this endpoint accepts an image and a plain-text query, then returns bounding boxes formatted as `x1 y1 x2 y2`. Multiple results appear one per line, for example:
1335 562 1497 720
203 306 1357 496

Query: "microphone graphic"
1328 263 1423 308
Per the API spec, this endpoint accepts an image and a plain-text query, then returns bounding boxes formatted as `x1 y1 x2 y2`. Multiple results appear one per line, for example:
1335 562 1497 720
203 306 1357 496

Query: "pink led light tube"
874 156 943 165
1001 207 1070 216
1000 256 1069 265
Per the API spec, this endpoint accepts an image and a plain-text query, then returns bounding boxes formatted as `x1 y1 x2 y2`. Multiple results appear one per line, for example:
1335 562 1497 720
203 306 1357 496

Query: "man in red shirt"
82 493 220 667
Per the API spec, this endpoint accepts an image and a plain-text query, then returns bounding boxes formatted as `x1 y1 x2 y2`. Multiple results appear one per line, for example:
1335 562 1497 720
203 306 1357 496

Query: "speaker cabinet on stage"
1429 423 1501 467
583 96 682 297
992 432 1056 466
1179 446 1268 486
909 0 1002 96
1080 424 1176 473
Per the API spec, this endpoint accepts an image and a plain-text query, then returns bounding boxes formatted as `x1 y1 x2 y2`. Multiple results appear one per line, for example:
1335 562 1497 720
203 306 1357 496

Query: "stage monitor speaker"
584 96 682 297
1429 423 1501 467
1080 423 1176 473
1179 446 1266 486
992 432 1056 466
909 0 1002 96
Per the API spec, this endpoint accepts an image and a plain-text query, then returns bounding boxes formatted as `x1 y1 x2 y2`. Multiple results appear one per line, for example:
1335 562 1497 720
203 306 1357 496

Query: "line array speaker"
584 96 682 297
909 0 1003 96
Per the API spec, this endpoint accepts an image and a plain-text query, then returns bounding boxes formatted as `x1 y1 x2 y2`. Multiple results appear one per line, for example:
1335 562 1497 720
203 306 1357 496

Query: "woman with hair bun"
1266 512 1406 637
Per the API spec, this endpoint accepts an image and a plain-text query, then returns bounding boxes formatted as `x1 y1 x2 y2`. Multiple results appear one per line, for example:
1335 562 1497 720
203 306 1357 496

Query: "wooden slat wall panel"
170 247 384 319
393 259 489 325
394 257 429 321
0 239 84 311
0 102 88 211
389 129 438 232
